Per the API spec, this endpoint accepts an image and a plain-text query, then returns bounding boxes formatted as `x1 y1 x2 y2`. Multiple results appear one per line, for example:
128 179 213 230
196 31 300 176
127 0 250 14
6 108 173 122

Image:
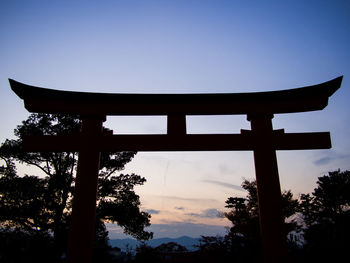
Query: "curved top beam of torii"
9 76 342 116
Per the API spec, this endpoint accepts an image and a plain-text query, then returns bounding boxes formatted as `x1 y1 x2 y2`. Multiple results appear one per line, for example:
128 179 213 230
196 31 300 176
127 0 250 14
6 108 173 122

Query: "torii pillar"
249 114 287 262
9 76 343 263
67 116 105 262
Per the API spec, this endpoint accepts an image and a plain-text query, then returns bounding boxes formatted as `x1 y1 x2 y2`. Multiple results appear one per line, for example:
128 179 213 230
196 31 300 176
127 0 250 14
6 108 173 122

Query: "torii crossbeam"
9 76 342 263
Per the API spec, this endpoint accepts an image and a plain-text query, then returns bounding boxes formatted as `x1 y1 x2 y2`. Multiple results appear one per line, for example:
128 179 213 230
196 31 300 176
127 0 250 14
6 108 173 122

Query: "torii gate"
9 76 342 263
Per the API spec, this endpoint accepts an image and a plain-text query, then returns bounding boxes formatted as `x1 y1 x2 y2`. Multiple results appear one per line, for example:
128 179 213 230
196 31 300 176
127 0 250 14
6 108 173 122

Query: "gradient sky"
1 0 349 239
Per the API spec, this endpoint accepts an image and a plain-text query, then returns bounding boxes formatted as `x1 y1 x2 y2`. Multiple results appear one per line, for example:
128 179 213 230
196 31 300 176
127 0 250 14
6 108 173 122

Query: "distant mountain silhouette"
109 236 200 251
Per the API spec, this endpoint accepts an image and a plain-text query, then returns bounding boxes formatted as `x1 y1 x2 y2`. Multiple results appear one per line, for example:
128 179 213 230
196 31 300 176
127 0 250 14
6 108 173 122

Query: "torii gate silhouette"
9 76 342 263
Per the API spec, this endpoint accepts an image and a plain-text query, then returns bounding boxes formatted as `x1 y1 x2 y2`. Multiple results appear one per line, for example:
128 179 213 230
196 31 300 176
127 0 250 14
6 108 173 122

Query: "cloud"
185 208 221 219
313 156 332 165
145 209 161 214
313 153 350 166
175 206 185 210
156 195 218 203
201 179 243 191
218 164 235 175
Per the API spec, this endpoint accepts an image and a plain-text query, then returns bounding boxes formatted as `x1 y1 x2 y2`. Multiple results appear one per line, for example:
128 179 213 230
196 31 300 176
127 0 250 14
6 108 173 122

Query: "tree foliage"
198 171 350 262
135 242 189 263
300 170 350 225
299 170 350 261
224 179 299 245
0 113 152 261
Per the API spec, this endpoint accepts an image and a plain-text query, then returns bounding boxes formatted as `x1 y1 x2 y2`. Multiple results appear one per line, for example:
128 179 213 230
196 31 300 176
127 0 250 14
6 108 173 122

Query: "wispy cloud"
155 195 218 203
314 156 332 165
313 153 350 166
218 164 235 175
201 179 243 191
185 208 221 219
145 209 161 214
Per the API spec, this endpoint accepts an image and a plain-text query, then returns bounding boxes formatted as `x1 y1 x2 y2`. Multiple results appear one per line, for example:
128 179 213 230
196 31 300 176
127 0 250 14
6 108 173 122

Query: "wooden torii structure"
9 76 342 263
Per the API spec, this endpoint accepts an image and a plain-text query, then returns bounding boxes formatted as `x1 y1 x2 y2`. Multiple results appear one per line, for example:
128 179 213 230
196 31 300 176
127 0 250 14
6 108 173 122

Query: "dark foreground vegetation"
131 170 349 263
0 114 152 263
0 114 349 262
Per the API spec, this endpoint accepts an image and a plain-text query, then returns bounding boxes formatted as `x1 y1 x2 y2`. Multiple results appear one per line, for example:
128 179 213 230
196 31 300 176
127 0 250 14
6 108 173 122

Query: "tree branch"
97 167 119 192
22 159 52 177
46 160 51 175
104 167 119 180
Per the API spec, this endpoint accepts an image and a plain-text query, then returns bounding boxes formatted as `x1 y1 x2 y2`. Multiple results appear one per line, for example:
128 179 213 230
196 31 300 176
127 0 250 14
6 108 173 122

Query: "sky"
0 0 350 239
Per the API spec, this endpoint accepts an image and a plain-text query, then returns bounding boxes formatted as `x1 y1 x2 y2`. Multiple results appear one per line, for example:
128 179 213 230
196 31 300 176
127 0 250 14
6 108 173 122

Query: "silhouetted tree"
155 242 187 253
135 242 189 263
197 236 230 262
300 170 350 262
0 113 152 262
193 172 350 263
0 227 55 263
224 179 300 261
135 243 159 263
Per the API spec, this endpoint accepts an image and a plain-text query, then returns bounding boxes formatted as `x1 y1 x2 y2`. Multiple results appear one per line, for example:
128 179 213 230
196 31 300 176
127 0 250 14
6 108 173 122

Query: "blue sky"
1 0 350 238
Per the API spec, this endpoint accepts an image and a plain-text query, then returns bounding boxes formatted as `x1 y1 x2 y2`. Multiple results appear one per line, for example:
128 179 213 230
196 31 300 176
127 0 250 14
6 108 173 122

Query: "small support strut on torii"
9 76 342 263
